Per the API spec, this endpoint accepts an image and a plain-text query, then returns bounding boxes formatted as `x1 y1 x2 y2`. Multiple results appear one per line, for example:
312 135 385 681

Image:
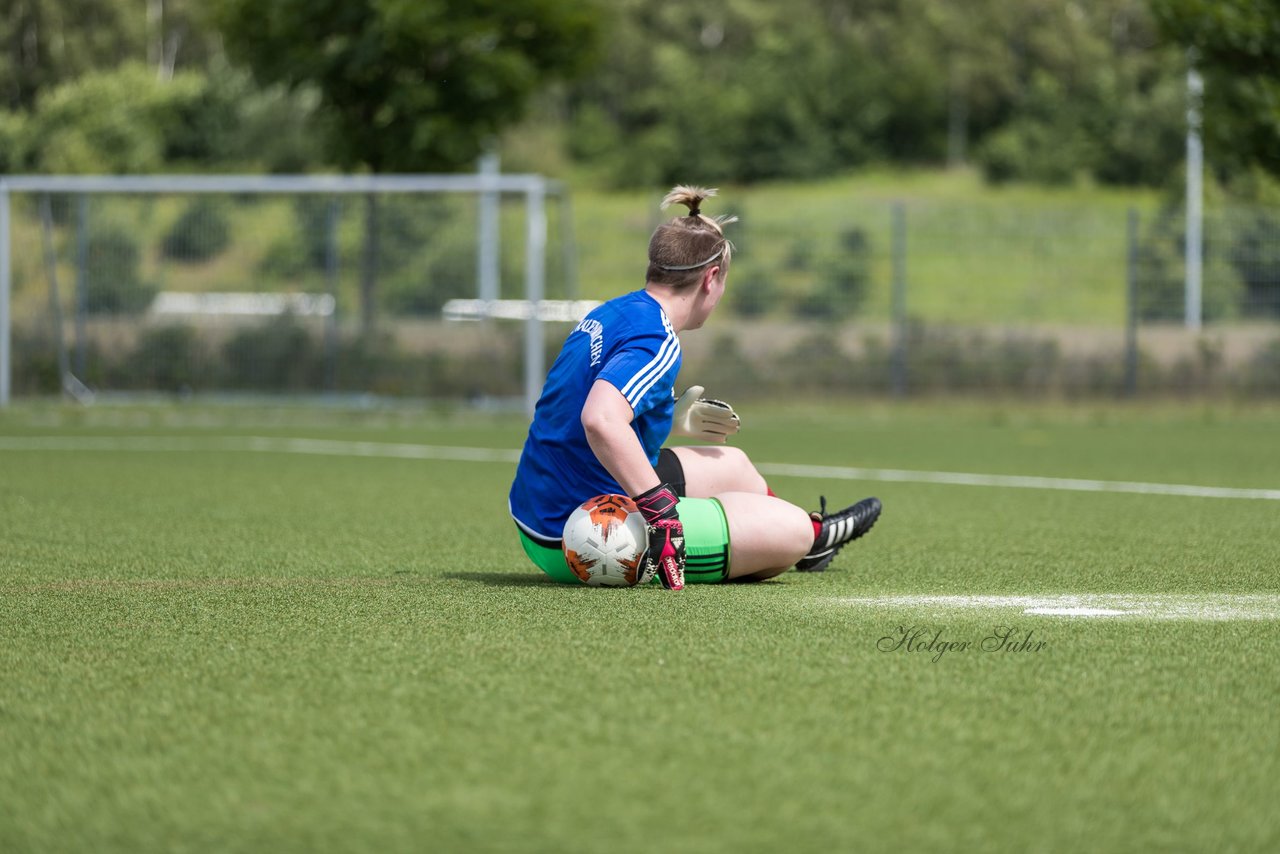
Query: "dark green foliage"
9 326 61 394
0 0 140 111
258 199 342 280
209 0 604 172
568 0 1186 188
161 197 232 263
1243 337 1280 393
85 225 156 315
125 325 205 392
972 20 1185 186
0 0 221 112
5 64 210 173
795 228 872 320
1149 0 1280 176
220 316 319 391
3 0 1278 188
728 267 779 318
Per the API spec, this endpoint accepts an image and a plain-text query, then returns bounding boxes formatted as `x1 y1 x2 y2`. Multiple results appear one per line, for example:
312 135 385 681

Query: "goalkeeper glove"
634 483 685 590
672 385 740 443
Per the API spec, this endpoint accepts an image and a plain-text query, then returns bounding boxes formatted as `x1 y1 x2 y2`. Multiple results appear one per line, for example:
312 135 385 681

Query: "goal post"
0 172 573 413
0 185 9 408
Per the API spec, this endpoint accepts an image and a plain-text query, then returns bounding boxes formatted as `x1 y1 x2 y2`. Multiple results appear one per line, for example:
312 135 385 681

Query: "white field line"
831 593 1280 621
2 435 1279 501
754 462 1280 501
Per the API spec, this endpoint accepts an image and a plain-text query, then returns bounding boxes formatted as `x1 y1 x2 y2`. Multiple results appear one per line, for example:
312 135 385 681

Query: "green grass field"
2 400 1278 852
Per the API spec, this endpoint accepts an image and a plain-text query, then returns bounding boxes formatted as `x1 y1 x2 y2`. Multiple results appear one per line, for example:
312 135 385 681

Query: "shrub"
728 266 778 318
220 316 319 390
10 325 60 395
85 225 156 314
795 227 872 320
161 197 232 262
17 64 205 174
1242 338 1280 394
126 325 206 392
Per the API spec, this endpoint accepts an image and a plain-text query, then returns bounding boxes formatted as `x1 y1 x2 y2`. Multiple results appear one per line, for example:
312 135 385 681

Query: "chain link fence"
680 198 1280 400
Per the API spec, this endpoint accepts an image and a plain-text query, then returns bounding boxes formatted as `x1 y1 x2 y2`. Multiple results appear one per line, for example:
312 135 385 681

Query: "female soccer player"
508 186 881 589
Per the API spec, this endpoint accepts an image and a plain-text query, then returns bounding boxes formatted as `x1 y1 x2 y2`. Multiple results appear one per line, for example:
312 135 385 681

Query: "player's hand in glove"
672 385 740 443
634 483 685 590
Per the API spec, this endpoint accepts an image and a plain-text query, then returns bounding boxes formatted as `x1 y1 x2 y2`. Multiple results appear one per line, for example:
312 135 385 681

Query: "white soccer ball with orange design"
562 494 652 587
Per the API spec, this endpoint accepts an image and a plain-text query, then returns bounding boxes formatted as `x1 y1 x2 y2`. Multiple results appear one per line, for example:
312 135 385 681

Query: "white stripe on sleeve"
619 332 680 406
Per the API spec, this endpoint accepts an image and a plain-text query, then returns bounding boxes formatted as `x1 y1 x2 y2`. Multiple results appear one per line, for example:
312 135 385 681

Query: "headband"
653 245 725 272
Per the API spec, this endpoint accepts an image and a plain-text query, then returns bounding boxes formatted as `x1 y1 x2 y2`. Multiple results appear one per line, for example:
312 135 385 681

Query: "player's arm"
581 380 660 496
581 380 685 590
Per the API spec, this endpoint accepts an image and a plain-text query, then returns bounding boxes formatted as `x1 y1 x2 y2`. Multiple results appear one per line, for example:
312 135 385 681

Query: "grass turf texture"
2 401 1278 852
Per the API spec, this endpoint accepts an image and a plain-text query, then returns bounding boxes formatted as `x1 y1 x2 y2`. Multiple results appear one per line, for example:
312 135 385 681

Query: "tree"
0 0 138 111
0 0 221 112
209 0 603 172
210 0 603 334
565 0 1187 187
1149 0 1280 176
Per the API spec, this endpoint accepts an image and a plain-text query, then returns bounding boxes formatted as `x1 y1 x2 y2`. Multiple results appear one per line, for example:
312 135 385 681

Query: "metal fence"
677 197 1280 400
3 176 1279 407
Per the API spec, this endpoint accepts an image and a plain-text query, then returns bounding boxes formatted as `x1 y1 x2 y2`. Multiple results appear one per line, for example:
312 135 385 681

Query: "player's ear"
702 264 721 292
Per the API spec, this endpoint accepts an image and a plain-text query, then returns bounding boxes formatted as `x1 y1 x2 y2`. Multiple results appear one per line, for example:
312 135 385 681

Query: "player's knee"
724 446 768 494
789 515 815 560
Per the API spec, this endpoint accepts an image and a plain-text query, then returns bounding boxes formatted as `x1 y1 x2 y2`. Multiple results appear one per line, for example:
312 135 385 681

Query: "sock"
811 518 823 541
766 486 777 498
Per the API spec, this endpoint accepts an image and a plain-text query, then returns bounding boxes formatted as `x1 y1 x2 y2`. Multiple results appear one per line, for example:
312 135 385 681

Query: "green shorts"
518 497 731 585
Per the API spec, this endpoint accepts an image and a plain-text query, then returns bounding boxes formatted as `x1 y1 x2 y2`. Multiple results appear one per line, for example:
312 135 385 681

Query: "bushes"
794 228 872 320
5 64 207 174
220 316 320 391
1242 338 1280 394
12 317 1280 400
161 197 231 262
123 325 206 392
84 224 157 314
677 323 1280 399
0 61 323 175
57 316 525 399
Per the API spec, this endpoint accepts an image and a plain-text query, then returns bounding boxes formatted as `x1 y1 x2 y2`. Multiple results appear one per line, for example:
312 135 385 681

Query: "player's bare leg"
671 445 768 496
671 445 882 580
715 492 814 580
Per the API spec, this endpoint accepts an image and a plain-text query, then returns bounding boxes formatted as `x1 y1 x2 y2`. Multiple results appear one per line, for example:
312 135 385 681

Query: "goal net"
0 173 580 412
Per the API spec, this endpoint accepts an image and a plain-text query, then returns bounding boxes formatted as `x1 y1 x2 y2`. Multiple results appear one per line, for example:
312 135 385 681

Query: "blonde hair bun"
662 185 717 217
647 184 738 283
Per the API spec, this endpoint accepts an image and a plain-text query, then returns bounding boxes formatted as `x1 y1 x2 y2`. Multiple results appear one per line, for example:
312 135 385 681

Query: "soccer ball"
562 494 651 587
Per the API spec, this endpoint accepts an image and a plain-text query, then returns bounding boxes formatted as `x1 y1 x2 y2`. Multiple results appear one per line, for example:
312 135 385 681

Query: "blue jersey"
509 290 681 542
